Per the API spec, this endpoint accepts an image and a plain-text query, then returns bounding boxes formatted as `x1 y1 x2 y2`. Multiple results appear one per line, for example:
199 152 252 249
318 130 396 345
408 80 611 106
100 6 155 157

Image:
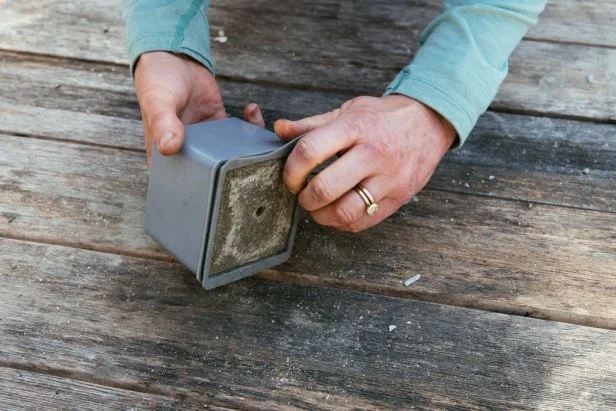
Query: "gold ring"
353 184 378 216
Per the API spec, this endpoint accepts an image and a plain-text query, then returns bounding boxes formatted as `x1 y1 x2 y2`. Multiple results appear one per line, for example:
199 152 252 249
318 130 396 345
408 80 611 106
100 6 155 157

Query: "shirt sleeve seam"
171 0 204 52
388 74 475 127
128 32 177 50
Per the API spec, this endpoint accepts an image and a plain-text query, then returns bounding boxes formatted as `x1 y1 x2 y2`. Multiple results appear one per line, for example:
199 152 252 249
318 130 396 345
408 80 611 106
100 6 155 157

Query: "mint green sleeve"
385 1 547 148
123 0 214 75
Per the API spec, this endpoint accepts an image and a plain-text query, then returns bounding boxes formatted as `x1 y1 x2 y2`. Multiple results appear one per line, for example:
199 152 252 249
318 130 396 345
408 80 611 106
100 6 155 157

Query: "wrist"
385 94 457 151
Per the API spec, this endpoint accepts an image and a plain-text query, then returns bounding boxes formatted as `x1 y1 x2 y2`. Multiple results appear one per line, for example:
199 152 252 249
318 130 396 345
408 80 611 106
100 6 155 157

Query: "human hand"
274 95 456 232
134 51 265 164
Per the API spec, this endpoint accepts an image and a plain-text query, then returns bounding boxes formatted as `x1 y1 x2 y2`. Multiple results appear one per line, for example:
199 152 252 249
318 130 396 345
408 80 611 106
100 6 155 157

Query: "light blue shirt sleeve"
123 0 546 147
123 0 214 75
385 1 547 148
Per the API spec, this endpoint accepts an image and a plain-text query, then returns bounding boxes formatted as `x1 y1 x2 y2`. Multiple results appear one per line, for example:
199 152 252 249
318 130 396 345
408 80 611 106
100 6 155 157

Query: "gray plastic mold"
144 117 299 289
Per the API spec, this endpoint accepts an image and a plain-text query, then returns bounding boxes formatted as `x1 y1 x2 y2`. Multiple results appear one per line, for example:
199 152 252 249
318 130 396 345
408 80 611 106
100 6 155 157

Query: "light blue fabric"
123 0 547 147
123 0 214 75
385 1 547 147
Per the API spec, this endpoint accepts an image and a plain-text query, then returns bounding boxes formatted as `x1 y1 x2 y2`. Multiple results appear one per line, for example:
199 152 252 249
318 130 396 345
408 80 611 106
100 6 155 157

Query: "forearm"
123 0 214 75
385 0 547 147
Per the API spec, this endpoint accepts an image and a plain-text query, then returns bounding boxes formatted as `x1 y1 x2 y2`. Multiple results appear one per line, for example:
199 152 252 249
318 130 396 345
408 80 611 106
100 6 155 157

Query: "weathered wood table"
1 1 615 409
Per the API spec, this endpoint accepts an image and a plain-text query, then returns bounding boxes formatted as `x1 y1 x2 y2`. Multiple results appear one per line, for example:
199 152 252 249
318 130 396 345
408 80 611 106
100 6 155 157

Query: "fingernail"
251 106 261 119
159 131 174 149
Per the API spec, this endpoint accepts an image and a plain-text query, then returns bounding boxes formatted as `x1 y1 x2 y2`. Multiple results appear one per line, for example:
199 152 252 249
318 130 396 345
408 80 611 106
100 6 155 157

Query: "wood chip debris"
583 168 590 174
214 30 228 43
403 274 421 287
388 325 397 332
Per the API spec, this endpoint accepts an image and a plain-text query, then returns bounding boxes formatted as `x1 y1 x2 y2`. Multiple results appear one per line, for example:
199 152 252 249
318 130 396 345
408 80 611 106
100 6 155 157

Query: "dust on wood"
1 238 615 409
0 1 614 120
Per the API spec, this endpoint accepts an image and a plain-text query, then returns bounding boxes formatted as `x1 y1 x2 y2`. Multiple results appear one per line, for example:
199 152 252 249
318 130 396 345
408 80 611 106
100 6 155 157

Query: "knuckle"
294 138 319 163
392 184 415 204
344 222 363 233
310 177 336 203
354 109 379 132
333 203 357 226
345 95 376 109
147 109 168 129
365 139 394 160
282 166 295 189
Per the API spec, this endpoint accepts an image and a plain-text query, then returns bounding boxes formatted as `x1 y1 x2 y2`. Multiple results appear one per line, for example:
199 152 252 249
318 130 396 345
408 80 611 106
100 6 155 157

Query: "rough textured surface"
1 52 614 213
1 239 615 410
0 131 614 327
0 1 615 120
211 159 296 275
1 0 615 408
0 368 204 411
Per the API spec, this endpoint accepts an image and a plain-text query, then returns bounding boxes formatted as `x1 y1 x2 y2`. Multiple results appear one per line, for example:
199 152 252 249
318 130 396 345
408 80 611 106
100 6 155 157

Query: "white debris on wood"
214 30 228 43
403 274 421 287
464 182 470 188
488 175 495 181
388 325 397 332
583 168 590 174
586 75 595 83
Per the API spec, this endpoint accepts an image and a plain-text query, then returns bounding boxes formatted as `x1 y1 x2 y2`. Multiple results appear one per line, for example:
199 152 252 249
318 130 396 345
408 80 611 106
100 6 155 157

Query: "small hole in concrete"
255 206 265 217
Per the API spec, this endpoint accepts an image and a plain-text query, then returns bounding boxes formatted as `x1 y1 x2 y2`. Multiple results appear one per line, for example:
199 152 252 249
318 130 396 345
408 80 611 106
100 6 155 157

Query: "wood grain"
0 367 211 411
0 1 615 120
1 52 614 213
212 0 616 48
1 238 615 409
528 0 616 48
0 133 614 327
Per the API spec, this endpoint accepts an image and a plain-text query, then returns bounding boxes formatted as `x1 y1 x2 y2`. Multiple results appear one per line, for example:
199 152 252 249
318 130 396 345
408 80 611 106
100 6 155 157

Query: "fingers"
298 145 380 211
283 119 359 194
274 109 341 141
140 87 185 161
337 197 402 232
243 103 265 128
309 177 397 228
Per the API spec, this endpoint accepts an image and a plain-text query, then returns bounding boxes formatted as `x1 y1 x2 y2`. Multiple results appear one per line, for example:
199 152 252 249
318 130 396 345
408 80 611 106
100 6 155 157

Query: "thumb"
274 109 341 141
243 103 265 128
144 98 185 156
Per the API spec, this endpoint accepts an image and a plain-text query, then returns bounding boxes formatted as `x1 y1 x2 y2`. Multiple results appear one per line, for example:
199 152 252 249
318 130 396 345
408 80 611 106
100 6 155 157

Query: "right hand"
134 51 265 165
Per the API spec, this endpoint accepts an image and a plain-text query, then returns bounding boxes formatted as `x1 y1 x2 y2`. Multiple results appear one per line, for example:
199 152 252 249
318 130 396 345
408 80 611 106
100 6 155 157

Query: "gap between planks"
0 363 235 410
0 232 614 332
2 127 614 216
0 129 145 154
2 47 614 127
522 37 616 51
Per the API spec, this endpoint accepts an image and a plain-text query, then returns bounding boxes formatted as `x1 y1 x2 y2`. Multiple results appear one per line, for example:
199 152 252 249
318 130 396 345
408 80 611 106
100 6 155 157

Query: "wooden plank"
213 0 616 48
494 41 616 122
0 133 158 258
0 367 212 411
0 133 614 327
1 52 615 213
527 0 616 48
0 102 143 151
273 189 616 329
0 1 615 120
1 238 615 409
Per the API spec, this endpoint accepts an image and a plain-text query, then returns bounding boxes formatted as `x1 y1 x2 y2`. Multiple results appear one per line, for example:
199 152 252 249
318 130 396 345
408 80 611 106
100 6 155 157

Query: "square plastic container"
145 118 299 289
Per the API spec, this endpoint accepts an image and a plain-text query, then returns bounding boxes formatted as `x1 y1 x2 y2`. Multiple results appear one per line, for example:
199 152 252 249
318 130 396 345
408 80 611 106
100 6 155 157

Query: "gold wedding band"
354 184 378 216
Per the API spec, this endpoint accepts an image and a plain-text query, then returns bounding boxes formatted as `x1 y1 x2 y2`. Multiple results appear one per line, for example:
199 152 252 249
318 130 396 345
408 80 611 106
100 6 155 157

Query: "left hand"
273 95 456 232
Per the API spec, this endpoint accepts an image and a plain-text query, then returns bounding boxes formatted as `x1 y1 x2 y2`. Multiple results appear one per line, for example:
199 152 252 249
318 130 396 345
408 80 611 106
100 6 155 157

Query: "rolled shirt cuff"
384 70 475 149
